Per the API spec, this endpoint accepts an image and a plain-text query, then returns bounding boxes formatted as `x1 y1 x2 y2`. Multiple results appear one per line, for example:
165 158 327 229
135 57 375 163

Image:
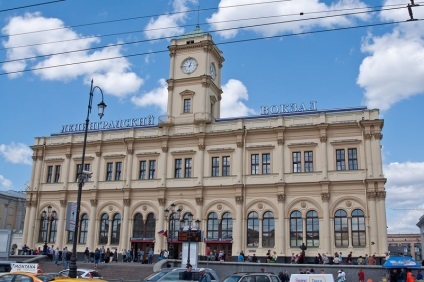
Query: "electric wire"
0 2 410 51
1 18 421 77
0 4 413 64
0 0 65 13
1 0 293 38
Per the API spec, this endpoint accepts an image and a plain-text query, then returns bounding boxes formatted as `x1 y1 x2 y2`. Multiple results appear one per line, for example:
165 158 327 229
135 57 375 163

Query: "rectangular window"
46 166 53 183
336 149 346 171
348 148 358 170
54 165 61 182
251 154 259 175
212 157 219 177
304 151 313 172
175 159 182 178
115 162 122 180
76 164 90 181
183 99 191 113
149 160 156 179
262 153 271 174
184 158 192 178
106 162 113 181
222 156 230 176
139 161 146 179
293 152 301 173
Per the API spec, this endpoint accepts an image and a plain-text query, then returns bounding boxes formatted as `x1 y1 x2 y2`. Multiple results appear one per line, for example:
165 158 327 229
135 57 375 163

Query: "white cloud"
1 13 143 97
384 162 424 233
144 0 198 40
0 143 32 165
0 175 13 189
131 78 168 113
207 0 369 39
221 79 255 118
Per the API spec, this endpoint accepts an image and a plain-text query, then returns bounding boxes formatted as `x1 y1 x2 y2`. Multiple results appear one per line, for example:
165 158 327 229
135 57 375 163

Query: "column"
121 199 131 250
22 201 32 244
63 154 72 189
197 143 205 185
347 216 352 248
235 196 243 254
367 192 378 254
377 191 388 255
157 199 166 252
125 148 134 188
88 200 97 250
2 203 9 229
321 193 331 254
94 152 102 189
317 124 328 179
56 200 67 248
277 194 285 255
236 137 243 184
27 201 37 247
364 133 373 177
277 137 285 181
372 133 384 177
160 142 168 187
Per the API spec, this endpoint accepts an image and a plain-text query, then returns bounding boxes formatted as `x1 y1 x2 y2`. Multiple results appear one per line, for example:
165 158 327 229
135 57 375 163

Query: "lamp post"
164 203 181 260
69 80 106 278
181 214 200 267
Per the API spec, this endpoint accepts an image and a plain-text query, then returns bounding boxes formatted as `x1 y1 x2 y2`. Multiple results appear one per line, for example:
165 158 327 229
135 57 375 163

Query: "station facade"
23 28 388 261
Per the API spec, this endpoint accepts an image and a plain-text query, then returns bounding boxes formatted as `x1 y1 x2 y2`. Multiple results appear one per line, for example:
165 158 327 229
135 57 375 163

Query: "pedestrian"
238 252 244 262
272 251 278 263
399 269 407 282
94 247 100 269
291 252 296 264
54 247 60 265
84 247 90 263
368 255 376 265
182 264 193 280
100 246 105 263
198 268 211 282
406 270 414 282
358 269 365 282
357 256 364 265
65 248 72 269
300 243 307 263
252 254 258 262
148 248 154 264
61 247 67 267
347 252 353 265
416 270 423 280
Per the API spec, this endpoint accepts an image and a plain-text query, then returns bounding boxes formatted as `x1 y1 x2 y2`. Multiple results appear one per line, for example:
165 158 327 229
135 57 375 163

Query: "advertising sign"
66 202 77 231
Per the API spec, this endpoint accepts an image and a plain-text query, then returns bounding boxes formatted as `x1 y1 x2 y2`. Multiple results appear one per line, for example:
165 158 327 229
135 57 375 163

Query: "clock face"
210 63 216 79
181 58 198 74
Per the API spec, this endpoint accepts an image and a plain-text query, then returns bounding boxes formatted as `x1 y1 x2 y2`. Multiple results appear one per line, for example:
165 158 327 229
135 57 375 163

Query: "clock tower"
160 26 224 127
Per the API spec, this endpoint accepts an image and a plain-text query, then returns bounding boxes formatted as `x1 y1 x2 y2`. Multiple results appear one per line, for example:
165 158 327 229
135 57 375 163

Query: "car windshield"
36 275 56 282
144 271 168 281
90 271 102 278
223 275 243 282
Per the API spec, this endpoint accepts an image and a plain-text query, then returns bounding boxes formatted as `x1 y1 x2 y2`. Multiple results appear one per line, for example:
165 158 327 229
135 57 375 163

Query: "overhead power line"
1 18 420 77
0 5 411 64
0 0 65 13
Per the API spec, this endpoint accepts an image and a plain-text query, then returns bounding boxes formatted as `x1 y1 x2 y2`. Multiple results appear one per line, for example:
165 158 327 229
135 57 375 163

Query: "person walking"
198 268 211 282
61 247 67 267
300 243 307 263
94 248 100 269
54 247 60 265
84 247 90 263
358 269 365 282
182 265 193 280
148 248 154 264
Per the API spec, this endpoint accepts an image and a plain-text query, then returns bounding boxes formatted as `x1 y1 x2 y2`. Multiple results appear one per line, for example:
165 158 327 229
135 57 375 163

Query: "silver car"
144 268 219 282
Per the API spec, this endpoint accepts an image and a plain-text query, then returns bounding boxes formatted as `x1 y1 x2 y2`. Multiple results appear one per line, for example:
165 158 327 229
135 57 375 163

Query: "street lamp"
164 203 181 260
69 80 106 278
181 213 200 267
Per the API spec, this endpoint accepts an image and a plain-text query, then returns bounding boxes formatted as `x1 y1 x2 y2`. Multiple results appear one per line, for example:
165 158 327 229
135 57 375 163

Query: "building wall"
0 191 26 231
387 233 422 261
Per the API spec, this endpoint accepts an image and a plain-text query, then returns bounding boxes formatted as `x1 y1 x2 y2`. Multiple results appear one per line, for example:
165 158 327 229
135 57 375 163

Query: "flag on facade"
158 230 167 237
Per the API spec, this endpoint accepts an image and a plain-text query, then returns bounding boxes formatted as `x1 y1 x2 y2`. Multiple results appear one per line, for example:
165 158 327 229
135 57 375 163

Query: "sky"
1 0 424 235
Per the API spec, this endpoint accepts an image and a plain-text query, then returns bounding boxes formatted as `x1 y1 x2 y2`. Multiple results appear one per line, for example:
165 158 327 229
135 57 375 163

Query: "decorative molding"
320 136 327 143
217 204 223 211
287 142 318 148
60 200 67 207
198 144 205 151
127 148 134 155
364 133 372 140
25 201 32 207
321 192 331 202
300 202 307 209
257 203 264 210
246 145 275 150
201 82 210 88
90 199 98 207
346 201 353 208
170 150 196 156
65 153 72 159
277 138 284 145
374 133 383 140
124 199 131 206
330 139 361 145
31 201 37 206
162 147 168 153
32 156 37 161
367 192 377 199
236 142 244 148
158 198 166 206
196 197 204 205
95 151 102 157
235 196 243 204
103 154 125 159
277 194 285 202
377 191 386 199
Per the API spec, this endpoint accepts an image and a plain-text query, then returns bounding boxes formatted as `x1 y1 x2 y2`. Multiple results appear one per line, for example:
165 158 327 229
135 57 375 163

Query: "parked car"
59 269 103 279
0 262 13 273
222 272 281 282
144 267 219 282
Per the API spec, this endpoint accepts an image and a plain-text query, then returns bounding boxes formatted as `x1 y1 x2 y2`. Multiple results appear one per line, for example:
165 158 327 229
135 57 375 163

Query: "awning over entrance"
382 256 421 268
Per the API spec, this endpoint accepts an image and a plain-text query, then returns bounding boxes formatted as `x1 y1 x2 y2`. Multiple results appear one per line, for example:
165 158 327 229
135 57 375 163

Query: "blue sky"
1 0 424 234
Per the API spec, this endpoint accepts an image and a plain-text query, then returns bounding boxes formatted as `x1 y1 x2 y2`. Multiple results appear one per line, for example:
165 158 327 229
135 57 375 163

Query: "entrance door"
206 244 232 261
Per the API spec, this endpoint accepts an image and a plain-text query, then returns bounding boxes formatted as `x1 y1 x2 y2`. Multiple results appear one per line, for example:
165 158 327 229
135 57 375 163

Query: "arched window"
262 211 275 248
290 210 303 247
111 214 121 245
48 211 58 243
351 209 366 246
133 213 144 238
334 209 348 247
38 212 48 243
79 213 89 244
247 212 259 247
306 210 319 247
145 213 156 238
221 212 232 239
99 213 109 244
207 212 219 239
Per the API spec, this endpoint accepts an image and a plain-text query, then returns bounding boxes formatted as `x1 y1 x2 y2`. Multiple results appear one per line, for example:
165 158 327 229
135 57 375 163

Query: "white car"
59 268 103 279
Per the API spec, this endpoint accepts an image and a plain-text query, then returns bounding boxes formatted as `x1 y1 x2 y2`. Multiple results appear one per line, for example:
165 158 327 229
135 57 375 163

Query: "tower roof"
180 25 206 39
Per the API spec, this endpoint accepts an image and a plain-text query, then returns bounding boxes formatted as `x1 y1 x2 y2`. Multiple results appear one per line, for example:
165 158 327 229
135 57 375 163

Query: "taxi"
0 263 108 282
